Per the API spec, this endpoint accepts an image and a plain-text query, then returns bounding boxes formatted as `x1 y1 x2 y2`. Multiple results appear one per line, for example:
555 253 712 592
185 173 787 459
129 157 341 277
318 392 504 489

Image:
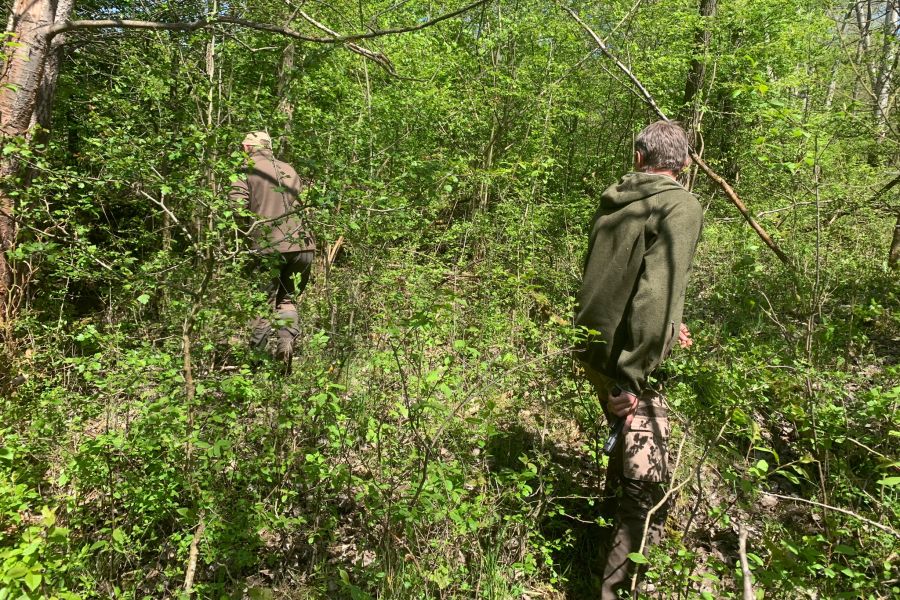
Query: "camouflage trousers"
581 363 671 600
248 250 314 358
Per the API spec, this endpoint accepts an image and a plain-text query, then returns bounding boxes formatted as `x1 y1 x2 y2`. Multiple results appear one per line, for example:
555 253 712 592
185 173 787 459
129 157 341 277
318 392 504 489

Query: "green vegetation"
1 0 898 598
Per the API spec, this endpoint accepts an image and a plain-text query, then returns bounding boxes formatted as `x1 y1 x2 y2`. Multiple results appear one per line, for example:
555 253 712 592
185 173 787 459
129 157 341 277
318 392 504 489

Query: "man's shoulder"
657 186 702 214
274 157 298 175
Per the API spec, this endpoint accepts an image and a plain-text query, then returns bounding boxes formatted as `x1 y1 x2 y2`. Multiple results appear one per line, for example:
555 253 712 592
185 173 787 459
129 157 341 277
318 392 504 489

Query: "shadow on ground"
487 422 614 599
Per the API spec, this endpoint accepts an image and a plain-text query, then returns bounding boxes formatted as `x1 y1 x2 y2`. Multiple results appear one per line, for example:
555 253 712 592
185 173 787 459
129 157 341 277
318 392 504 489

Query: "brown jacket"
230 149 315 253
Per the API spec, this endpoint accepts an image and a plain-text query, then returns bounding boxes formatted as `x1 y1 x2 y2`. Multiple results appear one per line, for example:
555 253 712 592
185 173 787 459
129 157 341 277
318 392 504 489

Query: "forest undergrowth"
1 0 899 598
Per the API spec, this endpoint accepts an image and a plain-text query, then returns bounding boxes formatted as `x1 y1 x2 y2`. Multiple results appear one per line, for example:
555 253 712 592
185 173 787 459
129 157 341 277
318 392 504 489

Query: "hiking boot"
275 336 294 375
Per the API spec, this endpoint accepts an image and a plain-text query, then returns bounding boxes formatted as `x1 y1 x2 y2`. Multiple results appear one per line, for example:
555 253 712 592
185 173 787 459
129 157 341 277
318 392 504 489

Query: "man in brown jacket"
230 131 315 368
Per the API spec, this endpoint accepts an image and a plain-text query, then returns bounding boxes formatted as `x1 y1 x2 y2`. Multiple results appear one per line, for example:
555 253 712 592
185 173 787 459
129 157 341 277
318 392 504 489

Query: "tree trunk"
890 211 900 268
874 1 898 145
30 0 74 135
681 0 717 134
1 0 76 333
1 0 59 333
1 0 57 137
277 42 295 158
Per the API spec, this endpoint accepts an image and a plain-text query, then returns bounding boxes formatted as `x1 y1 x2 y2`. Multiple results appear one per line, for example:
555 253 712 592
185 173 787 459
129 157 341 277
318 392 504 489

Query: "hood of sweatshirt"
600 172 686 208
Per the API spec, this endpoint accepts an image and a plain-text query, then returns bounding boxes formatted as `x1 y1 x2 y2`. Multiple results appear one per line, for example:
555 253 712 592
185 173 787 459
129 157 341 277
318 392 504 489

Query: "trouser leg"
579 375 669 600
248 316 273 351
246 250 313 355
600 478 669 599
246 252 281 351
273 251 313 360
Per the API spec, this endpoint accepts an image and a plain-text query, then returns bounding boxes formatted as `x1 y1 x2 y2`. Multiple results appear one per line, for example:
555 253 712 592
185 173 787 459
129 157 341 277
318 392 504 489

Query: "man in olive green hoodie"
575 121 703 598
230 131 316 370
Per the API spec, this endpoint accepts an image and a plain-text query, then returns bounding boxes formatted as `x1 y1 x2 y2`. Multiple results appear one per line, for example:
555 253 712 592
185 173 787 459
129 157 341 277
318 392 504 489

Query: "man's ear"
634 150 644 170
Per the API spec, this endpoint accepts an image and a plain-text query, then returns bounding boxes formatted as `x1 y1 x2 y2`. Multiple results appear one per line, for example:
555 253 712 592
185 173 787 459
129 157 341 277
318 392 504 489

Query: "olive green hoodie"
575 172 703 393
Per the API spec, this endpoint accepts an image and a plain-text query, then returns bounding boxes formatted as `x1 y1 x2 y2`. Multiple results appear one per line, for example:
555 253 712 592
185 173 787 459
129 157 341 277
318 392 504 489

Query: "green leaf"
111 528 126 544
5 563 28 578
877 476 900 487
23 571 42 592
136 293 150 305
834 544 857 556
627 552 648 564
48 526 68 543
41 507 56 527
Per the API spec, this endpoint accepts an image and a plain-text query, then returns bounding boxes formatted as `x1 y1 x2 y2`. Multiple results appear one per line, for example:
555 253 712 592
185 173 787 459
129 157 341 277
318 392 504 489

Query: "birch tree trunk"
30 0 74 134
874 1 898 144
1 0 59 334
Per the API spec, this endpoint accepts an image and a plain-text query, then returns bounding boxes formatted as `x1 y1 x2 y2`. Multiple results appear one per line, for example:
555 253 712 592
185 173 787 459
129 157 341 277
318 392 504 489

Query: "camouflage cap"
242 131 272 149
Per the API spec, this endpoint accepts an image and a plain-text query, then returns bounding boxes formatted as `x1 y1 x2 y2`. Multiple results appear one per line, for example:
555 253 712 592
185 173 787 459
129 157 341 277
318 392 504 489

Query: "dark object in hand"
603 385 625 455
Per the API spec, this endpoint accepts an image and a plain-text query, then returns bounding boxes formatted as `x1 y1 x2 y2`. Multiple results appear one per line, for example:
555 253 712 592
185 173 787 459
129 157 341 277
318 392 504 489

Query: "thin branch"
136 188 195 244
327 234 345 266
843 435 888 459
761 491 900 539
628 433 691 594
562 5 793 267
869 171 900 206
629 416 725 595
297 10 397 75
562 7 666 117
738 523 755 600
47 1 490 42
604 0 644 46
183 512 207 595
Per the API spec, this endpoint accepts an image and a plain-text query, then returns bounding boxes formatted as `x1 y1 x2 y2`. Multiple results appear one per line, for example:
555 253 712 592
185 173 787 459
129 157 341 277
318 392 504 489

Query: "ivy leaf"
136 294 150 305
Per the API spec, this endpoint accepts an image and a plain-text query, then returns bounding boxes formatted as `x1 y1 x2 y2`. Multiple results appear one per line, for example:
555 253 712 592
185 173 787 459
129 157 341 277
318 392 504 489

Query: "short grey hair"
635 121 690 172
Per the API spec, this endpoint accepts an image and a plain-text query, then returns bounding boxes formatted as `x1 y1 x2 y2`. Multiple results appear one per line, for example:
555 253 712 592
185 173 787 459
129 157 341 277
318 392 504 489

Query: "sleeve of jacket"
615 197 703 393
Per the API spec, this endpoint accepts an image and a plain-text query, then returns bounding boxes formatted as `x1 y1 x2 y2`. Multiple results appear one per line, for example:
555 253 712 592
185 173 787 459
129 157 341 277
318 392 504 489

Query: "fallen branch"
738 523 755 600
562 5 792 267
183 512 207 595
328 235 345 266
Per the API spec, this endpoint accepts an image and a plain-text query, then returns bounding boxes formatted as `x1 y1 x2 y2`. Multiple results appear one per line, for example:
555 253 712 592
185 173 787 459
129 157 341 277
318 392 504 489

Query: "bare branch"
297 10 397 74
46 0 490 42
738 524 756 600
562 5 793 267
762 491 900 539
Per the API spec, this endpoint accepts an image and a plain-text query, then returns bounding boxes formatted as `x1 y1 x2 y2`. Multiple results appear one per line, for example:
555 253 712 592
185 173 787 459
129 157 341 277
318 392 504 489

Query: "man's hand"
608 387 638 429
678 322 693 349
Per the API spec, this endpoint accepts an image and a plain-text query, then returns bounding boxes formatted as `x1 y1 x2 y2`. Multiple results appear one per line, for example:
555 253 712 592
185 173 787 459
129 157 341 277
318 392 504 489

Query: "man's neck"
641 168 678 180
